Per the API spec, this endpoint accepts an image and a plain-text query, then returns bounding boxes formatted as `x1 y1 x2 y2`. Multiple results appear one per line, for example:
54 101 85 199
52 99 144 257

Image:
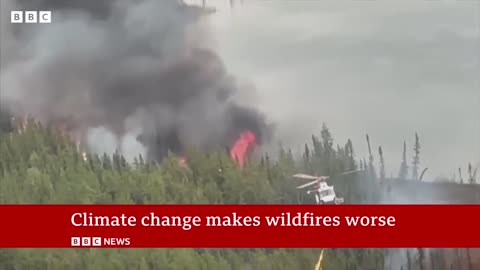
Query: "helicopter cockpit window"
319 189 334 197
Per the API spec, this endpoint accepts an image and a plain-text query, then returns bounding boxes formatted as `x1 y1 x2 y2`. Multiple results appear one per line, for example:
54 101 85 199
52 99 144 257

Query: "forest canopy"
0 118 477 270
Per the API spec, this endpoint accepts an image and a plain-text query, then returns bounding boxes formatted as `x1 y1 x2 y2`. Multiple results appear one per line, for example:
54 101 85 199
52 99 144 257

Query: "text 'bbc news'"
71 237 130 247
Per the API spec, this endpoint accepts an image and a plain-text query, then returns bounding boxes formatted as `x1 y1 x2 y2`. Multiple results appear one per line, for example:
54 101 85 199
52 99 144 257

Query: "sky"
194 0 480 179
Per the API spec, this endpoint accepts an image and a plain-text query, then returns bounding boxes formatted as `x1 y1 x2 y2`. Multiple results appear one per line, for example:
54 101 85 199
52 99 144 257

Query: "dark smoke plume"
0 0 272 161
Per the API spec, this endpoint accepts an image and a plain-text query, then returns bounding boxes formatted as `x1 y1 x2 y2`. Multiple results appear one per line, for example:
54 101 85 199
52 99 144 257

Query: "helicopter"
292 170 361 205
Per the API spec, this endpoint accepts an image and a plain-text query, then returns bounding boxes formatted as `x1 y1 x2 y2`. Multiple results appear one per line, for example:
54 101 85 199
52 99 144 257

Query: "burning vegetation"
230 130 257 167
0 0 272 165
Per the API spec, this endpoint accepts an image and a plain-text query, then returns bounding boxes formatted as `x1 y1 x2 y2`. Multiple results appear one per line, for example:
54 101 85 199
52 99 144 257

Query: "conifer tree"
399 141 408 179
321 124 333 158
417 248 425 270
303 143 310 171
412 133 421 180
378 146 385 180
468 163 474 184
312 135 323 158
366 134 376 178
459 167 463 184
345 139 356 170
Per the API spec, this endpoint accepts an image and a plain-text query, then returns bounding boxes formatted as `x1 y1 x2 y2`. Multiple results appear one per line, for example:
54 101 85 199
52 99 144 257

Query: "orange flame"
230 130 256 167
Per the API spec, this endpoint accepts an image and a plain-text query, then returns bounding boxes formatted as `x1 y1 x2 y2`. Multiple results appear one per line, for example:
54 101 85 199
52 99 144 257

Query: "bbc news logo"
71 237 131 247
71 237 102 247
10 11 52 24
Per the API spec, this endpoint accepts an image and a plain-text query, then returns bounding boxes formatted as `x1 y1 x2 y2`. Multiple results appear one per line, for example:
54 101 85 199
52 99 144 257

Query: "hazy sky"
201 0 480 179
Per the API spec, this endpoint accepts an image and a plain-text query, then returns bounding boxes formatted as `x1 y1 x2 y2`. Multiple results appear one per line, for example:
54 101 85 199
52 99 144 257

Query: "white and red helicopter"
292 170 361 205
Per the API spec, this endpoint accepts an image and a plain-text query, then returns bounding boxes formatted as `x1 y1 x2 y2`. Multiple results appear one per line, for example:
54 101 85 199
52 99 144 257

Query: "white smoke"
86 127 119 157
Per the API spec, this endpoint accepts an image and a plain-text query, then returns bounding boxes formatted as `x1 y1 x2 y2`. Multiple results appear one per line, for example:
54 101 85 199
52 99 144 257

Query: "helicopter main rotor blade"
337 169 363 176
296 180 319 189
292 173 319 180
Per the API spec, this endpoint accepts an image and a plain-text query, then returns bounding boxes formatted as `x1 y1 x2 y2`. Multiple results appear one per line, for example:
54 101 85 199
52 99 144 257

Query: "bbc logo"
71 237 102 247
11 11 52 24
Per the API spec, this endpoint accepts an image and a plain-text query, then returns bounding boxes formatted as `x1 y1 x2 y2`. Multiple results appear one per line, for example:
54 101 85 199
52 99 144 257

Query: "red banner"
0 204 478 248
